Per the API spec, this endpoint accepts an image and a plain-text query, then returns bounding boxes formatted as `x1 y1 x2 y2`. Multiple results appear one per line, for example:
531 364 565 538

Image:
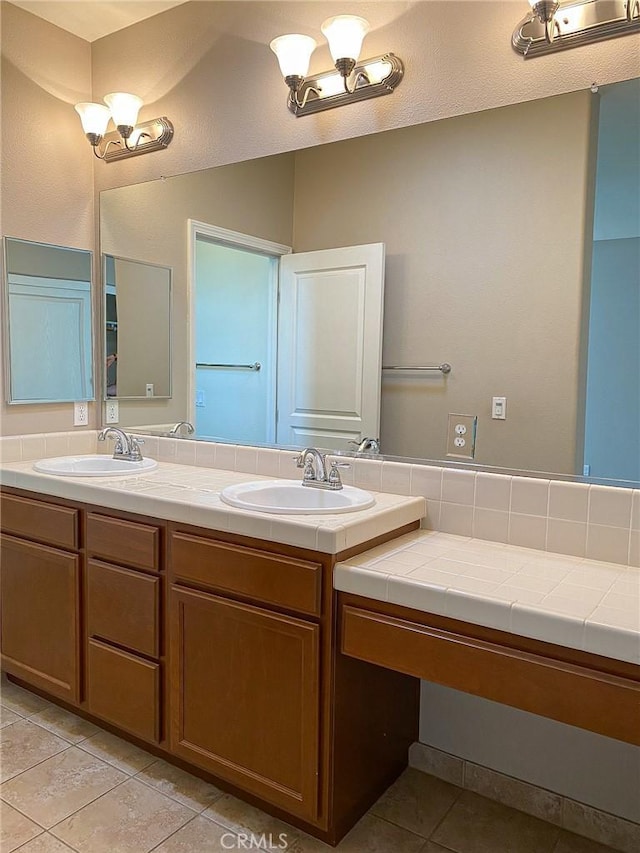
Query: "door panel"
0 536 80 702
170 586 320 820
277 244 385 449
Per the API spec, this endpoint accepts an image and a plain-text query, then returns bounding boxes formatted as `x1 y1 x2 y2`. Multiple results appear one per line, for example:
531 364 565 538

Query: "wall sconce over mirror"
270 15 404 116
75 92 174 162
513 0 640 57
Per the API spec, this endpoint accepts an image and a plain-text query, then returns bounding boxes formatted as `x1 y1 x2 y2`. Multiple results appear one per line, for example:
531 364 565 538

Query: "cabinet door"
170 586 320 821
0 535 80 702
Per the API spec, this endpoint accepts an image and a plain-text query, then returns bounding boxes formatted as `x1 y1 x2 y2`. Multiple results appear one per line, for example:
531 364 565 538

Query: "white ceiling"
10 1 190 42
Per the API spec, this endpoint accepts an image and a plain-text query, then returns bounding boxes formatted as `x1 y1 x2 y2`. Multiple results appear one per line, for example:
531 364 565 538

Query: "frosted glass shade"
74 103 111 136
321 15 369 62
270 34 317 78
104 92 143 128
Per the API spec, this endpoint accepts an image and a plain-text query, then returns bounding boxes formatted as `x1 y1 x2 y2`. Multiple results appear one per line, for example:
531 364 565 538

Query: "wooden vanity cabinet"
84 512 164 743
0 487 418 846
168 530 323 820
0 493 81 703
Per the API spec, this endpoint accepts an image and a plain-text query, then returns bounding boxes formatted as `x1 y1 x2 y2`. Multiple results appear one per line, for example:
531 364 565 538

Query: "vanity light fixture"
74 92 174 162
270 15 404 117
513 0 640 57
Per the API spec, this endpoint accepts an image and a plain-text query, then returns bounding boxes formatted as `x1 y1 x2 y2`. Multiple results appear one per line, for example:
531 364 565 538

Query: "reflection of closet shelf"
106 321 118 331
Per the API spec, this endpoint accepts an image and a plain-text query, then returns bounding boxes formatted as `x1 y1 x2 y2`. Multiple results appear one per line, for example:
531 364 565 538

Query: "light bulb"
270 34 317 79
321 15 369 63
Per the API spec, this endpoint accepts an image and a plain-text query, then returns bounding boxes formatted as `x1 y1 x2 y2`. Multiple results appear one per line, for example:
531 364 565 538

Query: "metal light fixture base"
512 0 640 58
100 117 174 162
287 53 404 117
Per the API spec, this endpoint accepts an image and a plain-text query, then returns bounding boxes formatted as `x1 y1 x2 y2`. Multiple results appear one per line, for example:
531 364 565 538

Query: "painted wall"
420 682 640 823
1 2 94 432
89 0 640 196
293 92 596 474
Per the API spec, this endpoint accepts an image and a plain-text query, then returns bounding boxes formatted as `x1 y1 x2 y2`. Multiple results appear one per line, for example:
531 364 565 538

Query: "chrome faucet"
348 437 380 454
98 428 145 462
169 421 195 436
295 447 350 490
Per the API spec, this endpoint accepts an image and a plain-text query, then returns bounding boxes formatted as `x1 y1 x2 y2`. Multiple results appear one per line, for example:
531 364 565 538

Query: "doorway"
191 224 289 444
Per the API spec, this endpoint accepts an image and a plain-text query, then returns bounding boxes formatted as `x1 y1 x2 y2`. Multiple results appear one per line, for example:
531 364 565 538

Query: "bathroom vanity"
1 458 639 845
0 471 423 845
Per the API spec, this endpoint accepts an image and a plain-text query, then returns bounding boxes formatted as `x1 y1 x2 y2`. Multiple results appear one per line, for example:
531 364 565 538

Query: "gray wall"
293 92 596 474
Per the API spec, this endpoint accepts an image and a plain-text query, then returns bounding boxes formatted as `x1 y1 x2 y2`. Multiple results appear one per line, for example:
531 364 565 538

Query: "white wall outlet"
447 414 478 459
492 396 507 419
145 383 154 397
105 400 119 424
73 401 89 427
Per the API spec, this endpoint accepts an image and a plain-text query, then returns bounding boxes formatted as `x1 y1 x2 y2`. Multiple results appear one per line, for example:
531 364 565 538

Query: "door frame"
187 219 291 431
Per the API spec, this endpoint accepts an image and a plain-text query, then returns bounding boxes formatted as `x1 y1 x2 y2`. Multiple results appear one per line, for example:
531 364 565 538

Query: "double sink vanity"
1 437 639 846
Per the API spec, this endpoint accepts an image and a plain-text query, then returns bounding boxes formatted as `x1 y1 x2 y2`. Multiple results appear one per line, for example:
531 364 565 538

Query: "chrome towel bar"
196 362 261 371
382 363 451 374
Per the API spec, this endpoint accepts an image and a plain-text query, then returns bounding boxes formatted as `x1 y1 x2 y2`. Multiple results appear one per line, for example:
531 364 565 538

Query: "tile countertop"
336 530 640 665
0 460 426 555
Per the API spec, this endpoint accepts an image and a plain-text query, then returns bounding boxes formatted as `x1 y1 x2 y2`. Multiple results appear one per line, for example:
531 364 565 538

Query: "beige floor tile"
50 778 194 853
203 793 299 847
0 720 69 783
0 680 51 718
0 705 22 729
13 832 77 852
78 729 156 774
553 830 620 853
289 814 426 852
29 706 100 744
432 790 561 853
135 759 223 811
151 815 239 852
0 801 42 852
1 746 126 828
369 768 461 838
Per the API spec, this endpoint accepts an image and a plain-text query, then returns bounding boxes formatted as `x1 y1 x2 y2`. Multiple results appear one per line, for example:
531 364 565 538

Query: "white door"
276 243 385 450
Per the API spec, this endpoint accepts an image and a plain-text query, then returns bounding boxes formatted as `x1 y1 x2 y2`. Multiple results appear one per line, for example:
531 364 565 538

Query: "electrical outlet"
73 401 89 426
492 396 507 419
446 413 478 459
105 400 119 424
145 383 154 397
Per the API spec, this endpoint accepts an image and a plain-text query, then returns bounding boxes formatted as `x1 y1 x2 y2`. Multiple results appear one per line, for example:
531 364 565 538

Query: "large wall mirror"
103 254 172 400
3 237 94 404
99 79 640 486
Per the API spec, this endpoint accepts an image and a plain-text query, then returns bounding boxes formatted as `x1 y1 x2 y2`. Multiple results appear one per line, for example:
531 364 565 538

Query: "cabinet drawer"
87 639 160 743
340 604 640 746
171 532 322 616
0 493 78 550
87 513 160 572
87 560 160 658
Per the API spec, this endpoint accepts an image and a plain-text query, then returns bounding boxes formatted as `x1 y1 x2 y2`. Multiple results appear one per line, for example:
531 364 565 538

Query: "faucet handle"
328 459 350 488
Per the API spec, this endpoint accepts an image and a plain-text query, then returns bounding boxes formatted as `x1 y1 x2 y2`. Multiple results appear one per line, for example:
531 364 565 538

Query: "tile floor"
0 675 620 853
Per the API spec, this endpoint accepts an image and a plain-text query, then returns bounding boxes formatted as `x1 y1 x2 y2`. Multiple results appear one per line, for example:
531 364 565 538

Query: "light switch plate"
446 413 478 459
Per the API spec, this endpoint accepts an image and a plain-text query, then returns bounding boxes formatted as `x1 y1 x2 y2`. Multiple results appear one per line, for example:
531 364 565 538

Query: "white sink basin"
33 455 158 477
220 479 375 515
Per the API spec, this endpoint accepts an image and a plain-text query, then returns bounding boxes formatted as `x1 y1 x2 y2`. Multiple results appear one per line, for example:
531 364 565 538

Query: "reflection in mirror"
103 255 171 400
99 80 640 485
3 237 94 404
